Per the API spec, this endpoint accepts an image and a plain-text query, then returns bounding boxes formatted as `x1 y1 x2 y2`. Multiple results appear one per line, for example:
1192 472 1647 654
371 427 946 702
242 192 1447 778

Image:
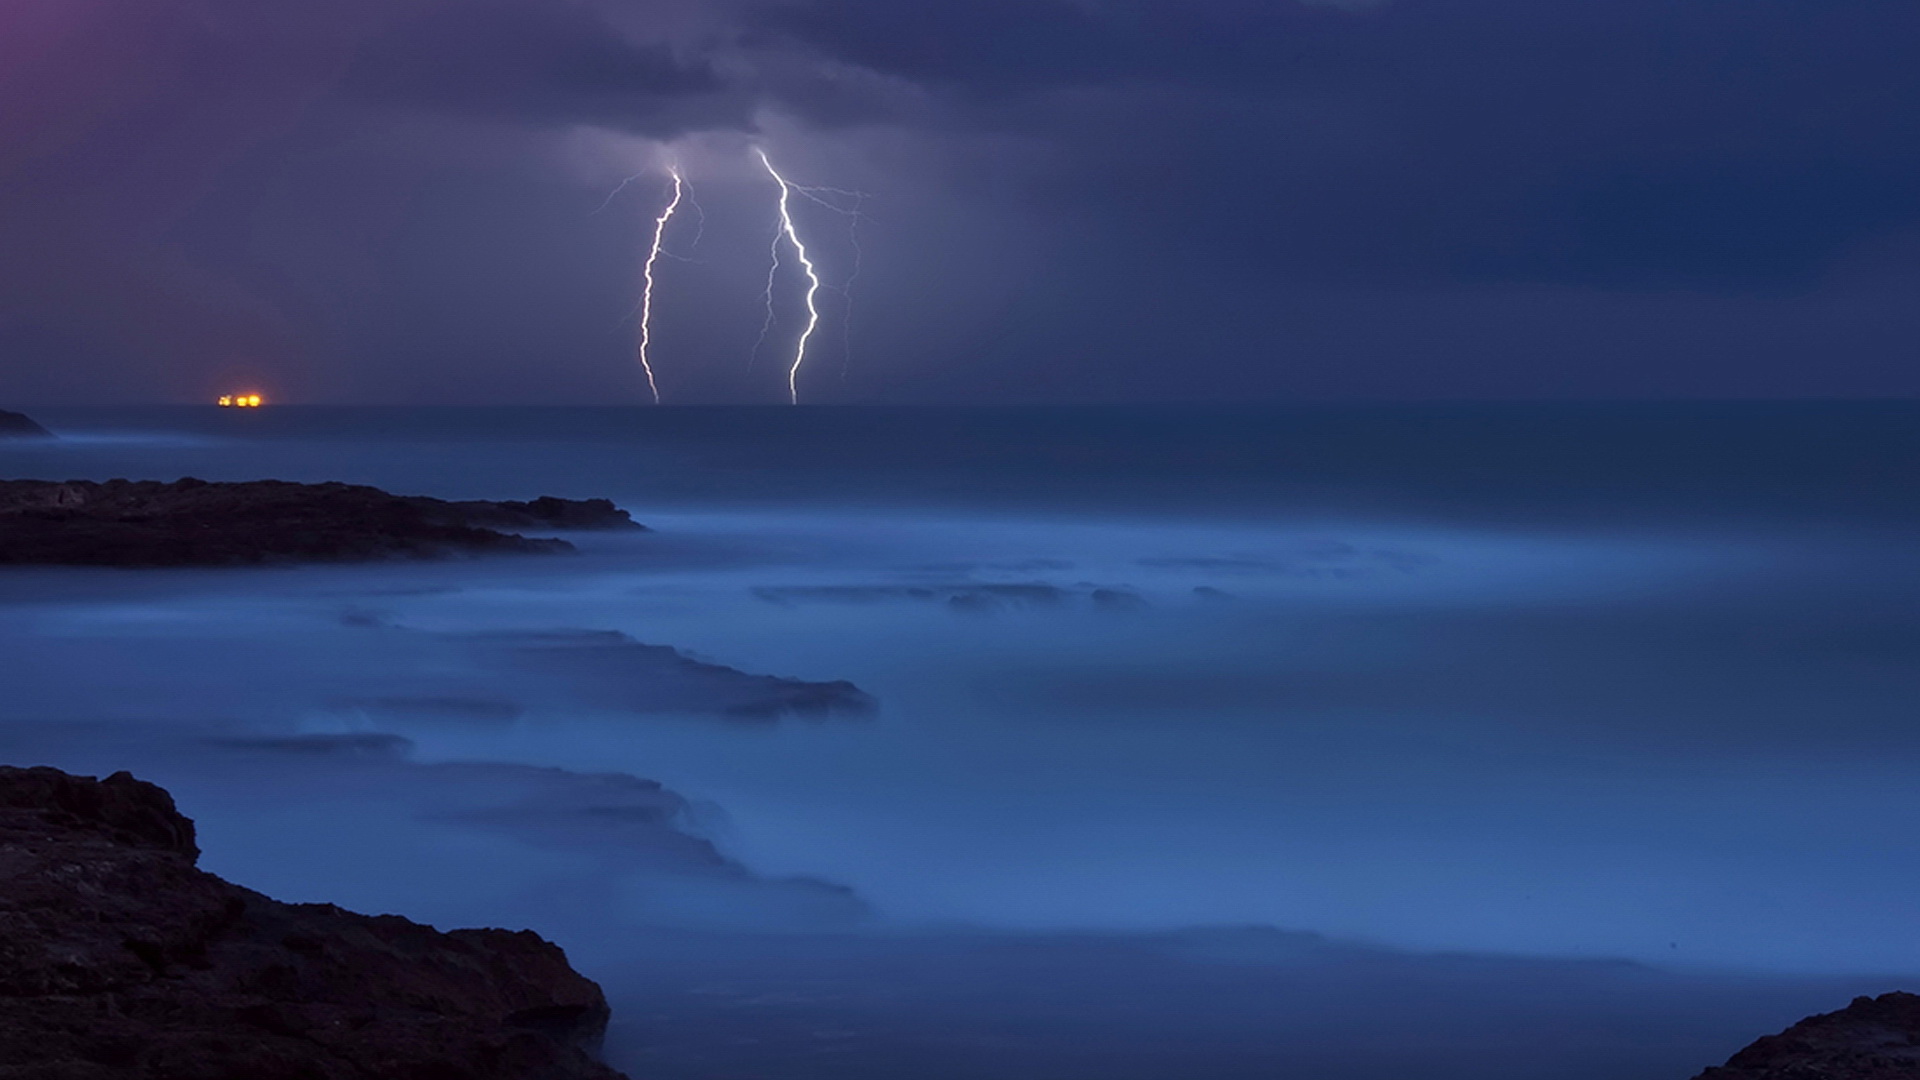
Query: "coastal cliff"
0 765 628 1079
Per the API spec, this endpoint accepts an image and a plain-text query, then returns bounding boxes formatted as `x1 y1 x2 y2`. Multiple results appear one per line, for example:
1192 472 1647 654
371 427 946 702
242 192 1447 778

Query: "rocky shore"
0 478 642 566
0 764 627 1080
1694 992 1920 1079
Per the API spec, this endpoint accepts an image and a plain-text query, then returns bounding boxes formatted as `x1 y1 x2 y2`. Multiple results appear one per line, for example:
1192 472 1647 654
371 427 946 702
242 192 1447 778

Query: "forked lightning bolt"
756 149 823 405
635 170 685 404
591 171 646 216
750 216 784 373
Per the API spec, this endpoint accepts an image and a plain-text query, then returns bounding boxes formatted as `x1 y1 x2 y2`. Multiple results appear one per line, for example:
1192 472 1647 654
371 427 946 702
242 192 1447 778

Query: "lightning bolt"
749 214 783 373
591 171 646 216
757 172 870 384
836 193 865 381
678 183 706 255
636 169 685 405
756 148 824 405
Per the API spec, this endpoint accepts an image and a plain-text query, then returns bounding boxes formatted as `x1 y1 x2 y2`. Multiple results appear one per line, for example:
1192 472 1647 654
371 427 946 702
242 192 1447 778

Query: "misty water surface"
4 405 1917 1078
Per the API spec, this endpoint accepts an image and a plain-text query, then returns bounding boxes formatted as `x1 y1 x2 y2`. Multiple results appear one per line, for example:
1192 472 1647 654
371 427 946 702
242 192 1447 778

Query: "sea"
3 403 1918 1079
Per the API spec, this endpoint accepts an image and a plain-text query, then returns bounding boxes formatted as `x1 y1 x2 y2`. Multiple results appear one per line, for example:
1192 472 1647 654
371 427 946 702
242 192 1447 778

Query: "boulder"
0 764 628 1080
1696 992 1920 1079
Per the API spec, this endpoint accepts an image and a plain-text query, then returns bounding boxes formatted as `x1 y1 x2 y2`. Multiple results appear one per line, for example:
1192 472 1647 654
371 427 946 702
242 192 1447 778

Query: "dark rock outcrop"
1695 992 1920 1079
443 496 642 533
0 478 644 566
0 409 53 438
0 765 627 1080
498 629 879 720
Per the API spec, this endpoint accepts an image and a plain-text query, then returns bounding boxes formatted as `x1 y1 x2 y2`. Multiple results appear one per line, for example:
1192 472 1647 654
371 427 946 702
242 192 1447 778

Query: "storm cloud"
3 0 1918 403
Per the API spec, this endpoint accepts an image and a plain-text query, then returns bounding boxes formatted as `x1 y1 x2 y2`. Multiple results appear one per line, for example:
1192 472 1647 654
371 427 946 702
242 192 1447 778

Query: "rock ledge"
0 478 644 566
1696 992 1920 1079
0 764 628 1079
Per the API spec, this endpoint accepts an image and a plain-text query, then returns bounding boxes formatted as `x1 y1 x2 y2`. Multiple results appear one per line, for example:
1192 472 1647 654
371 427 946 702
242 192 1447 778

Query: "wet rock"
0 478 643 566
499 630 879 720
1090 587 1147 610
0 764 627 1080
755 582 1071 614
436 495 645 533
1695 992 1920 1079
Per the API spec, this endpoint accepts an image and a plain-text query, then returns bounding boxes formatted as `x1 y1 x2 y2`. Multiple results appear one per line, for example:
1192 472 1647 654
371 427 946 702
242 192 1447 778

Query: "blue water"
4 404 1918 1077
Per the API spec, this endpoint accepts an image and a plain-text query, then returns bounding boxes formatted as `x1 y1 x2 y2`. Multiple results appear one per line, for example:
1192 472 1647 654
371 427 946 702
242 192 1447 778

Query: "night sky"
4 0 1918 405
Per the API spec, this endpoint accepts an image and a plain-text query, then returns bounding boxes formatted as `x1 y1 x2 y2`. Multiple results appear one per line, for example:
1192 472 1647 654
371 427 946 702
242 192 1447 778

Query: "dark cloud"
749 0 1152 93
1460 163 1920 294
757 0 1920 291
341 0 752 135
4 0 1920 402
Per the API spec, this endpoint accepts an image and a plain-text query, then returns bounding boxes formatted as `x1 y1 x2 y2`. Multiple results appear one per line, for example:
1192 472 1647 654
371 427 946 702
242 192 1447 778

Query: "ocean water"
4 404 1918 1077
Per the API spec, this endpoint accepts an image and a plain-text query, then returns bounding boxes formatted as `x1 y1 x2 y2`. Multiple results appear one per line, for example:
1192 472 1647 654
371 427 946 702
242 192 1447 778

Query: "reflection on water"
3 405 1918 1077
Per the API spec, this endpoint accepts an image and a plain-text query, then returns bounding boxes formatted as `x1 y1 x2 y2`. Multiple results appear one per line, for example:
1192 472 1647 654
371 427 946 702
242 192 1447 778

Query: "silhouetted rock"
1695 992 1920 1079
498 629 880 720
1090 587 1147 610
0 478 644 566
754 582 1071 612
443 495 644 533
0 764 627 1080
0 409 52 438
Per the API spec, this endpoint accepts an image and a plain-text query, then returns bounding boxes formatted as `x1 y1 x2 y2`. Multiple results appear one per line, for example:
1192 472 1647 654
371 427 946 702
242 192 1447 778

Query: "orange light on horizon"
217 394 264 407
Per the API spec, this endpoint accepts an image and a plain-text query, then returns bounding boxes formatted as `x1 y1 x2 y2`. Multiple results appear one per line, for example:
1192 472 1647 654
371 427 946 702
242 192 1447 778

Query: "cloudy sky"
3 0 1917 404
